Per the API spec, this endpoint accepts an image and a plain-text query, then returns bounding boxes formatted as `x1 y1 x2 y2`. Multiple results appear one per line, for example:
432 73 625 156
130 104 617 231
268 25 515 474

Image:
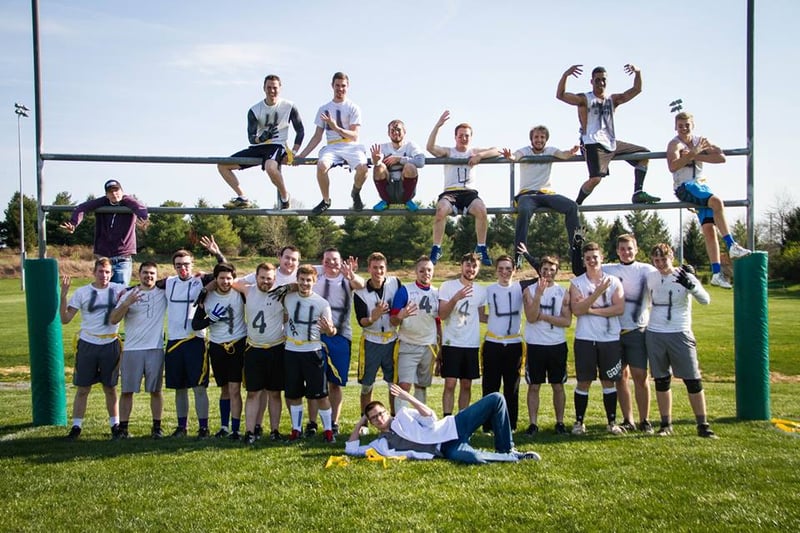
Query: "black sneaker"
226 196 253 209
243 431 256 445
657 424 674 436
351 190 364 211
697 424 719 439
323 429 336 443
554 422 568 435
524 423 539 436
305 421 318 438
197 427 210 439
280 196 291 210
229 431 241 441
311 199 331 215
639 420 654 435
170 427 187 438
331 422 340 437
620 420 637 433
110 424 123 440
269 429 284 442
151 427 164 439
631 190 661 204
214 427 230 439
254 425 263 440
65 425 82 441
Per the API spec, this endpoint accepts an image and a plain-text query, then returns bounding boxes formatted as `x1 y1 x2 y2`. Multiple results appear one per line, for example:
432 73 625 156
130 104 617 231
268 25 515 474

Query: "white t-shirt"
646 270 710 333
394 282 439 346
485 282 523 343
283 292 331 352
244 284 285 346
203 289 247 344
313 270 353 340
68 282 127 344
443 147 476 191
523 282 568 346
603 262 657 330
571 273 622 342
165 275 206 340
116 286 167 351
353 277 401 345
582 91 616 151
439 279 487 348
315 99 362 144
514 145 559 193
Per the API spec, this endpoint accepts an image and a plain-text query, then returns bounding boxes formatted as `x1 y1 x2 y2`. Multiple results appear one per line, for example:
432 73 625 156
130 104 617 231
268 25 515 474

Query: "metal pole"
15 104 29 291
32 0 46 258
746 0 755 249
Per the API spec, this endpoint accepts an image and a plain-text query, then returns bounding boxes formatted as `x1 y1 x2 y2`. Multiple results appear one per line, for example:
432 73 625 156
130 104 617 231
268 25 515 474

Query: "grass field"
1 276 799 531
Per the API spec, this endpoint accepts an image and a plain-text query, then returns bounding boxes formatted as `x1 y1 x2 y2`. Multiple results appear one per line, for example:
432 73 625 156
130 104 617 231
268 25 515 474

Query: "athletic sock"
72 418 84 428
177 416 188 429
231 418 241 434
119 420 129 431
634 167 647 192
290 405 303 431
660 415 671 427
576 188 589 205
722 234 735 248
402 177 418 201
574 390 589 422
712 263 722 274
152 419 161 430
109 416 119 427
198 418 208 430
602 388 618 424
375 179 389 201
219 398 231 429
319 408 333 431
695 414 708 425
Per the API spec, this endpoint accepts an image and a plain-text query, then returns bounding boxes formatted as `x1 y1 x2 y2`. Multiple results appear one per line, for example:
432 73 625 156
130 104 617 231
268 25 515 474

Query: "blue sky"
0 0 796 242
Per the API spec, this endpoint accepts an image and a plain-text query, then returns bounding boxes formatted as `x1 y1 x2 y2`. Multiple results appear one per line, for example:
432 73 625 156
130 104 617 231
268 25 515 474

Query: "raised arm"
59 276 78 324
612 64 642 107
426 110 451 158
556 64 586 106
390 383 434 417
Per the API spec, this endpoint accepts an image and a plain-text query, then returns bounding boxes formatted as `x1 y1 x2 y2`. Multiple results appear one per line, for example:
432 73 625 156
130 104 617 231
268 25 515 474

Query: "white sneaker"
606 423 625 435
571 421 586 436
729 243 752 259
710 272 732 289
358 425 370 437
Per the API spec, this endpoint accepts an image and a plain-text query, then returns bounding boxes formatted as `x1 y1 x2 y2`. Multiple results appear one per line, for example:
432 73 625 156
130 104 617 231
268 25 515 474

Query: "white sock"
109 416 119 427
72 418 83 428
289 405 303 431
319 408 332 431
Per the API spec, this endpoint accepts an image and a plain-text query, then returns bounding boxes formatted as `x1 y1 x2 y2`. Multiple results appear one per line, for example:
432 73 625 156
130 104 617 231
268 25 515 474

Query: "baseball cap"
104 179 122 191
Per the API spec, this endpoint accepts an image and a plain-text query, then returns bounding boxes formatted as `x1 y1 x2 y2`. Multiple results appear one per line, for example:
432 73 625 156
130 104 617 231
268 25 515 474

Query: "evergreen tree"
144 200 190 254
340 215 378 260
606 217 628 261
526 212 570 260
71 194 98 247
45 191 76 246
230 211 288 256
189 198 240 256
625 210 672 260
487 214 515 255
2 192 37 251
680 218 708 269
450 215 476 260
286 216 322 261
785 206 800 246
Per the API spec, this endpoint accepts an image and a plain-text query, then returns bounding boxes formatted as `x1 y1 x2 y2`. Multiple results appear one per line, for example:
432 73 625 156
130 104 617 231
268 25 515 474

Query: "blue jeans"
110 256 132 285
440 392 519 464
514 192 579 251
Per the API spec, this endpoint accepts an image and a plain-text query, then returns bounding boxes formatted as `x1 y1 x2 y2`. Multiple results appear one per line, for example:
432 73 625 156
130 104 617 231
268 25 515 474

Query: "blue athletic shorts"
675 181 714 224
321 334 351 386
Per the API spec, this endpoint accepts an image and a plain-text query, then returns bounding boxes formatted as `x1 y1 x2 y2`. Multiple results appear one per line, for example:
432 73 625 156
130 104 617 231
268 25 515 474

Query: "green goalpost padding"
24 258 67 426
733 252 770 420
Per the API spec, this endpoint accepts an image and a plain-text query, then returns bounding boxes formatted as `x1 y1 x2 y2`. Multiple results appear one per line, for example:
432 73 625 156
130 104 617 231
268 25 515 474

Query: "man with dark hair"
556 64 659 205
60 258 128 440
218 74 304 209
60 179 148 285
110 261 167 438
296 72 369 214
370 119 425 212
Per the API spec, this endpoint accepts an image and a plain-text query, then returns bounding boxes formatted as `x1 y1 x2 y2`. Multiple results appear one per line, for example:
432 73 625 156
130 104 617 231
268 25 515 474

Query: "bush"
770 243 800 282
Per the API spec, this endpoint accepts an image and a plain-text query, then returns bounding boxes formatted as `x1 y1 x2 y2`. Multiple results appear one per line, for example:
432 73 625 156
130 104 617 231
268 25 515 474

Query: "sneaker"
197 427 210 439
254 425 263 440
311 199 331 216
170 427 187 438
657 424 674 436
110 424 123 440
304 421 318 438
214 427 230 439
620 420 637 433
288 429 302 442
279 196 291 210
554 422 568 435
475 245 492 266
430 245 443 265
269 429 284 442
373 200 389 212
351 190 364 211
607 423 625 435
710 272 732 289
524 423 539 436
639 420 655 435
229 431 241 441
65 425 82 441
243 431 256 445
323 429 336 443
227 196 252 209
512 449 541 461
358 425 370 437
728 243 752 260
405 200 419 212
331 422 340 437
631 190 661 204
572 226 586 248
151 427 164 440
697 424 719 439
571 421 586 436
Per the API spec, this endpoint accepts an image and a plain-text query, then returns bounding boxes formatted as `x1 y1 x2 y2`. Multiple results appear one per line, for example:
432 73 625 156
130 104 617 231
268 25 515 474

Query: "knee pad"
360 383 374 396
654 375 672 392
684 379 703 394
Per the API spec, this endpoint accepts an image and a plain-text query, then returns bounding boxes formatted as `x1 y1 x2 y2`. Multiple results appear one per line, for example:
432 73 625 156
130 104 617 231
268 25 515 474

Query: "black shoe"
524 423 539 436
280 196 291 210
351 190 364 211
331 422 340 437
638 420 654 435
170 427 187 438
311 199 331 215
305 421 318 438
243 431 256 445
110 424 123 440
554 422 568 435
620 420 637 433
269 429 284 442
214 427 230 439
65 425 82 441
229 431 241 441
254 425 263 440
151 427 164 439
631 190 661 204
697 424 719 439
197 427 210 439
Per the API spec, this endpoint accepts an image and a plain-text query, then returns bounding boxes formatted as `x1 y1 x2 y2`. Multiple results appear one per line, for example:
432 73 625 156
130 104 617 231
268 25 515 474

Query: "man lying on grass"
345 383 540 464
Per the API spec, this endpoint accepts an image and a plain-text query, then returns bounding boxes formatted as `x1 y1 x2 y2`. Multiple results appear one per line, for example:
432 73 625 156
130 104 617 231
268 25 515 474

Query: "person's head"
674 111 695 137
278 245 300 275
367 252 387 284
172 250 194 280
539 256 560 282
331 72 349 101
650 243 675 274
414 255 434 287
213 263 236 293
138 261 158 289
529 125 550 152
495 254 515 285
93 258 112 287
591 66 607 94
460 252 480 281
616 234 639 264
322 247 342 277
296 264 317 296
387 119 406 144
364 400 392 431
104 179 123 204
263 74 282 103
255 262 276 293
454 123 472 150
582 242 603 271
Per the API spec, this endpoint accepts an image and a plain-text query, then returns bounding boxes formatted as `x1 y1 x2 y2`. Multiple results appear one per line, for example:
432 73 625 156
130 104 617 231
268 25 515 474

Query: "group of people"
216 66 750 284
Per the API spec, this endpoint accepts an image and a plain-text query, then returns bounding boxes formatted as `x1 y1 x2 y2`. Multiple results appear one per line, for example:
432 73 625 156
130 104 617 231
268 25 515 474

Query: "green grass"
1 278 799 531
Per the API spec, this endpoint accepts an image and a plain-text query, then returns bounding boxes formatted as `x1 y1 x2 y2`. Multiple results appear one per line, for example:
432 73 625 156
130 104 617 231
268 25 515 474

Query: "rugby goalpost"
22 0 768 426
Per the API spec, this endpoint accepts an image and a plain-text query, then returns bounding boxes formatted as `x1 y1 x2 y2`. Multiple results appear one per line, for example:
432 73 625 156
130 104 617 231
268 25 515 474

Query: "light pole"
15 103 29 291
